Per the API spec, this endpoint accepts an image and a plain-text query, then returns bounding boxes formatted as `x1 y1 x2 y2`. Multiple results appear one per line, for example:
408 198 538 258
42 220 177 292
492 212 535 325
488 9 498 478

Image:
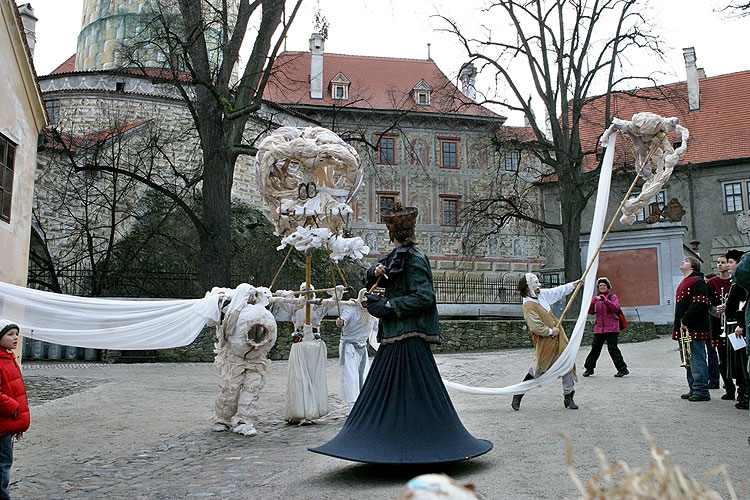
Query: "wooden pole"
305 250 312 325
268 244 294 290
554 174 640 328
554 138 663 328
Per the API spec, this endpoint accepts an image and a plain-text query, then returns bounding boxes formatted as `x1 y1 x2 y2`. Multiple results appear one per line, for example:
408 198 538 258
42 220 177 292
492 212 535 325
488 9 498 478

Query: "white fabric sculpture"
336 290 374 409
209 284 277 436
599 112 689 225
271 284 343 424
255 126 369 260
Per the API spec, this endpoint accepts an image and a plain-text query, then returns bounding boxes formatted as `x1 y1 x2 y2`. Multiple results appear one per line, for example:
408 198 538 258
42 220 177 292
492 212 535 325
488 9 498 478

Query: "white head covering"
0 319 19 337
524 273 541 298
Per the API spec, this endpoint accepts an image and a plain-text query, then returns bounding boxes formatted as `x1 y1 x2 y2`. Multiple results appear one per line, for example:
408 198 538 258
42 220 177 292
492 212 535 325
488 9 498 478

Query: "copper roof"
264 51 504 120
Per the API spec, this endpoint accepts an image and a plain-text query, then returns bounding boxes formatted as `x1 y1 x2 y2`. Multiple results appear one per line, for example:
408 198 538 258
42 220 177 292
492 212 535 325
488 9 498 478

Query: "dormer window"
330 72 350 101
412 79 432 106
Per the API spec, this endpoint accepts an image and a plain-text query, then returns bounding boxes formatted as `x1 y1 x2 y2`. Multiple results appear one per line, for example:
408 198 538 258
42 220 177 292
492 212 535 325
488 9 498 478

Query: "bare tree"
439 0 664 281
69 0 304 290
721 1 750 15
32 112 185 295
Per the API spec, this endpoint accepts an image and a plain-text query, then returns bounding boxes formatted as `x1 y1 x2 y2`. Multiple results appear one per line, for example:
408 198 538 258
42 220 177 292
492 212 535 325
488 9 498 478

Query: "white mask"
525 273 541 298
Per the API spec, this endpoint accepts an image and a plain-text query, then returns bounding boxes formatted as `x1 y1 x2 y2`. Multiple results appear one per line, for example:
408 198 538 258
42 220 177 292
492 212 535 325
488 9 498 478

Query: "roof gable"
330 72 350 85
413 79 432 91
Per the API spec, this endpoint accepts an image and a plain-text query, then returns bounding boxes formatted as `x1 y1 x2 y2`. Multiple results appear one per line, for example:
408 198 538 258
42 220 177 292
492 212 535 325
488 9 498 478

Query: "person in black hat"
309 202 492 464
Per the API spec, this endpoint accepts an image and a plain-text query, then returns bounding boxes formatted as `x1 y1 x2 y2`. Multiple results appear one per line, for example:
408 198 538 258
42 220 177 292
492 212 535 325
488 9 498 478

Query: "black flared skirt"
309 336 492 464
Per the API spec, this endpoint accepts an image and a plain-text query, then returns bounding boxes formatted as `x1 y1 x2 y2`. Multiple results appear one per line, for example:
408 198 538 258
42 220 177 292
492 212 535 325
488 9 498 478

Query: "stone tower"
75 0 170 71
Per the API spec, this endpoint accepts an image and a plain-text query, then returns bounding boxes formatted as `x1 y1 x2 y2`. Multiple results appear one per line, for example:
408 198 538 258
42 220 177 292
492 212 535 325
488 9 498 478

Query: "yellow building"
0 1 46 286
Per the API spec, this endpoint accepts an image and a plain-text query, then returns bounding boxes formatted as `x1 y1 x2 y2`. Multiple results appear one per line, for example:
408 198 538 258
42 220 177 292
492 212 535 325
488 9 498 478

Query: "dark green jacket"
733 252 750 333
366 246 440 341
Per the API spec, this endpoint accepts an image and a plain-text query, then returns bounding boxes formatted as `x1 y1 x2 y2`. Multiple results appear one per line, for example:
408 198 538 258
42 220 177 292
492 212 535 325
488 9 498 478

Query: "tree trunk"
559 178 584 283
198 121 233 290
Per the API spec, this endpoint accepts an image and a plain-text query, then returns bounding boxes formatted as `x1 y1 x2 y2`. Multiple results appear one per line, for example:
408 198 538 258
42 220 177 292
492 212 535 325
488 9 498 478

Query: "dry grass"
559 428 738 500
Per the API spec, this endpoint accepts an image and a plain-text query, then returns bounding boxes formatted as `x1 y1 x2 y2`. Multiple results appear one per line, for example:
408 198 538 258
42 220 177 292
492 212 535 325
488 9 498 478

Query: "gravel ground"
11 336 749 499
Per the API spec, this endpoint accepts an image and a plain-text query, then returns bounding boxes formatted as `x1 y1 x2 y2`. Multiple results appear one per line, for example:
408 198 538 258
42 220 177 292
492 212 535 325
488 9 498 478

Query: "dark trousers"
706 343 720 385
0 434 12 500
730 346 749 403
717 342 735 393
584 332 627 372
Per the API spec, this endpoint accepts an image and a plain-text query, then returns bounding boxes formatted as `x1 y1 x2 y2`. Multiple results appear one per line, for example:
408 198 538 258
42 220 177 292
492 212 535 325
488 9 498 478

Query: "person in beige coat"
512 273 582 411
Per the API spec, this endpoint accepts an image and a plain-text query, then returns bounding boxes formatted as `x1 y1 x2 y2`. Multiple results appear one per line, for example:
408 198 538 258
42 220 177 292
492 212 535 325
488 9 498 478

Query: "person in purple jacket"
583 277 629 377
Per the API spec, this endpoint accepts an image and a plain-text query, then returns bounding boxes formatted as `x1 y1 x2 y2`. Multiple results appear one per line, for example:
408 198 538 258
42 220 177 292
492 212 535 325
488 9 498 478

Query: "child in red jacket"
0 320 29 500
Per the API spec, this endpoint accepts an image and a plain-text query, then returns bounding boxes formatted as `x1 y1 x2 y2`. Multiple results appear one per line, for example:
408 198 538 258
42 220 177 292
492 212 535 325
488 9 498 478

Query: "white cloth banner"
0 281 220 349
442 132 616 395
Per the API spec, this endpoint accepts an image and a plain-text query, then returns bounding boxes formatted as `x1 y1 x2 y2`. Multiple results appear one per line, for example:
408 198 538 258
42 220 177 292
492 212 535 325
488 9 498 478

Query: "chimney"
17 3 38 56
309 33 325 99
683 47 700 111
459 62 476 101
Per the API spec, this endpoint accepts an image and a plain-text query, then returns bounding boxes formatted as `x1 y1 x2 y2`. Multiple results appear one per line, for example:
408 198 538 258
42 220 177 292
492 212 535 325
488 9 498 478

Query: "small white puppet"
336 289 375 409
208 284 277 436
271 283 344 424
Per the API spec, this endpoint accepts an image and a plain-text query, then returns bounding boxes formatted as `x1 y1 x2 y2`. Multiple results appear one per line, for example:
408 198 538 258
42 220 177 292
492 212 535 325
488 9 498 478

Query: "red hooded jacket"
0 349 29 435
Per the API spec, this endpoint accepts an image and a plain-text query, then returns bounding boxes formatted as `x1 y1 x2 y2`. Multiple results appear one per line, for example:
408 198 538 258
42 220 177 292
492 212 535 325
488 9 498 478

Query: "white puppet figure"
209 284 277 436
336 289 375 409
271 283 344 424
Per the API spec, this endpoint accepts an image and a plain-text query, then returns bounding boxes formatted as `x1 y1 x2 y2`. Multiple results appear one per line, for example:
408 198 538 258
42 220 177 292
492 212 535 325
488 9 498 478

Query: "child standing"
0 320 29 500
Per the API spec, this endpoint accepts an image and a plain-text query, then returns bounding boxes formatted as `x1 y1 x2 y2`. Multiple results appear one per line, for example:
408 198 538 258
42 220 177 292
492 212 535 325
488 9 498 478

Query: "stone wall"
103 318 660 362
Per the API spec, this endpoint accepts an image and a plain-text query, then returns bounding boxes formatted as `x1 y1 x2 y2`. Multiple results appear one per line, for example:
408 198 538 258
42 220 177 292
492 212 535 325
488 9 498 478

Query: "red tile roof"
51 54 76 74
264 51 504 121
579 70 750 167
43 120 151 151
48 54 192 82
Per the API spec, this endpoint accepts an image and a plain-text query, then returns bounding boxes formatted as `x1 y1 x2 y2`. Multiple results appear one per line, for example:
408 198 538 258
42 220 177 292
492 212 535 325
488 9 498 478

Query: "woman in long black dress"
309 204 492 464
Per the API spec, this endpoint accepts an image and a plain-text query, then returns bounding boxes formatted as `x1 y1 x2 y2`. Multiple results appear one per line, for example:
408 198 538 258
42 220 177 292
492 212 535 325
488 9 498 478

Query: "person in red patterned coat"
0 320 29 500
672 257 712 402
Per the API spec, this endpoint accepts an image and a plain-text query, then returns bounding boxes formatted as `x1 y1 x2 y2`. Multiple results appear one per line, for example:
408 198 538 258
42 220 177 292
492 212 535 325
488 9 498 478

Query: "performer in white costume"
273 284 342 424
209 284 277 436
336 291 374 409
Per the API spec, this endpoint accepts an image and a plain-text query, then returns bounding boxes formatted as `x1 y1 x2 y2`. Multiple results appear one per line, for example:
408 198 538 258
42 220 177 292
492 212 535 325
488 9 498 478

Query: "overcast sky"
24 0 750 125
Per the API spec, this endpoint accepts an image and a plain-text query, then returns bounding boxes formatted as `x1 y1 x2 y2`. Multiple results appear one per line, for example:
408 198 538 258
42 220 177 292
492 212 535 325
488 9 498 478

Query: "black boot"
564 391 579 409
511 394 523 411
512 373 534 411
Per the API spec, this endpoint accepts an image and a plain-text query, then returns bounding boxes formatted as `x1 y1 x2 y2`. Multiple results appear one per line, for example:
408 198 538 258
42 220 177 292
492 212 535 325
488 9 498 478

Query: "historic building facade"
263 33 546 279
545 47 750 323
32 0 548 287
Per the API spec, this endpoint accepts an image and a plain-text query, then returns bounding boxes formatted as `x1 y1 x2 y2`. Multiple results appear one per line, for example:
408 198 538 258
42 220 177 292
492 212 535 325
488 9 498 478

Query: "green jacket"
366 246 440 341
732 252 750 334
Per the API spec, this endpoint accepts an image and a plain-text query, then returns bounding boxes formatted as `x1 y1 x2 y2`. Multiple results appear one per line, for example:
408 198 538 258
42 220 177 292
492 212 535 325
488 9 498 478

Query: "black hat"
726 249 745 262
597 277 611 289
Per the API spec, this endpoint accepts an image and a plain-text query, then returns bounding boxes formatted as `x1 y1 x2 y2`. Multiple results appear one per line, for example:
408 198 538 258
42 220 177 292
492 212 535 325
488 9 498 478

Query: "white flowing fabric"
442 132 617 395
0 281 220 349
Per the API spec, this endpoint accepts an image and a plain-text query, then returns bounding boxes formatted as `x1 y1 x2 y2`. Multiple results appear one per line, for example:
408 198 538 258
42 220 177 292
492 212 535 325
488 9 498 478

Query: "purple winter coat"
588 292 621 334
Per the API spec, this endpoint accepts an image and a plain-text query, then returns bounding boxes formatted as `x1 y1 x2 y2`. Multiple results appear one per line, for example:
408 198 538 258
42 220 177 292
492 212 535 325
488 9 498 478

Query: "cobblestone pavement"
12 337 750 499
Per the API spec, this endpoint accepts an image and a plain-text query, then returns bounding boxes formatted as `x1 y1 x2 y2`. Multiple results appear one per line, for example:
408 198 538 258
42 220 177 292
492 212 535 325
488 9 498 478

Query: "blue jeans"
0 433 12 500
685 339 710 398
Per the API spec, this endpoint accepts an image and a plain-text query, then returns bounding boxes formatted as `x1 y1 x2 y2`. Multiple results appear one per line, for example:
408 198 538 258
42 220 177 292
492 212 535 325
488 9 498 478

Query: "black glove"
364 293 393 318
